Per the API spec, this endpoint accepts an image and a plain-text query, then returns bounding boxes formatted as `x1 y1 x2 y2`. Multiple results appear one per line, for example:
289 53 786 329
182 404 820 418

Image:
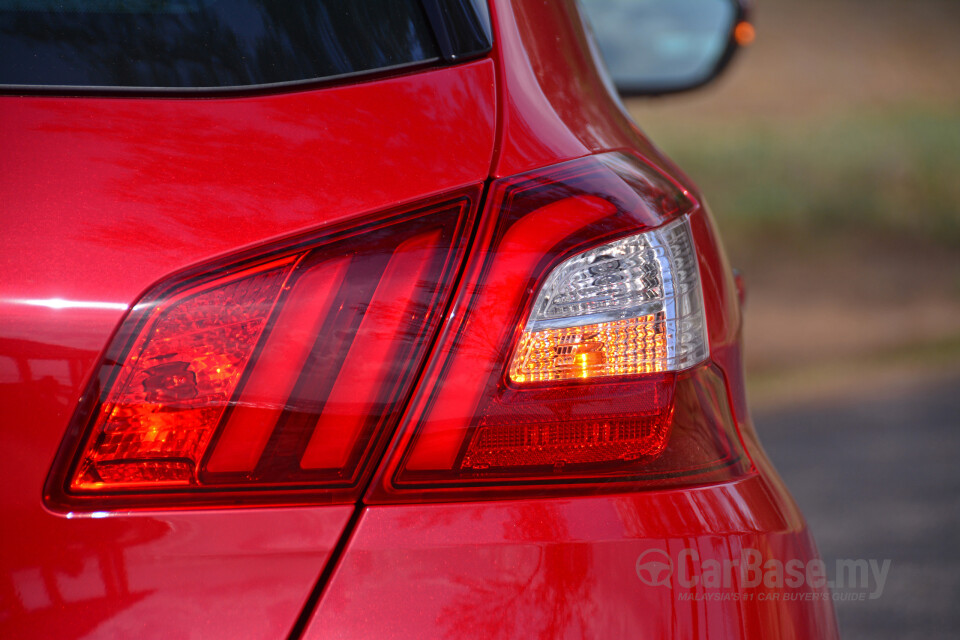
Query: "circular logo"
635 549 674 587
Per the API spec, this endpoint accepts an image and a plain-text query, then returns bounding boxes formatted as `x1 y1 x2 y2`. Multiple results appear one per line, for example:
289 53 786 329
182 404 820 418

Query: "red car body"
0 0 840 637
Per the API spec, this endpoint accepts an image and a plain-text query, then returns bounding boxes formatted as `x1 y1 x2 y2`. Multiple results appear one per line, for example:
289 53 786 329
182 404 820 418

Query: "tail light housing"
48 152 751 510
367 153 750 502
45 191 478 510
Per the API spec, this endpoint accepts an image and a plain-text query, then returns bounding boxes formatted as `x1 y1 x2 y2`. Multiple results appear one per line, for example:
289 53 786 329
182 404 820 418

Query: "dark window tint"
0 0 440 89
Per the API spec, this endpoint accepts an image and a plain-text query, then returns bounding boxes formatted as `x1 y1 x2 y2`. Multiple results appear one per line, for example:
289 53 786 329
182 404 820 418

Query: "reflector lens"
461 377 675 470
461 416 670 469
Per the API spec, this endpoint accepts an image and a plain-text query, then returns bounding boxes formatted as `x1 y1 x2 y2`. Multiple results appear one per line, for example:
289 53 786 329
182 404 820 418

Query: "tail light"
367 153 750 502
48 153 750 510
45 192 477 509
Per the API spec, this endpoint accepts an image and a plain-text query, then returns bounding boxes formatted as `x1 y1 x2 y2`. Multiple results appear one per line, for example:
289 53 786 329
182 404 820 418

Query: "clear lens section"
509 215 707 382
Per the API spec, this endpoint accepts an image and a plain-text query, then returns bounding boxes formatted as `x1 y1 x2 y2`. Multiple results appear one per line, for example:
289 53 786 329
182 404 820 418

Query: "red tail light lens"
47 192 477 509
367 153 750 501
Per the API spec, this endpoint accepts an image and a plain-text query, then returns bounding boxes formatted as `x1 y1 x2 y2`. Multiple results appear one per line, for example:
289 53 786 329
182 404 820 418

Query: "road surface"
755 371 960 639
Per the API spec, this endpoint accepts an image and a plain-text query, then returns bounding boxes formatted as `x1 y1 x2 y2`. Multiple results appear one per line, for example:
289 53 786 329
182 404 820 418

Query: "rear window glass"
0 0 440 90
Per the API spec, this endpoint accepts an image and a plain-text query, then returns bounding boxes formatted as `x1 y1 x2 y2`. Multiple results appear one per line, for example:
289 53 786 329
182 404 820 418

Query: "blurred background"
624 0 960 637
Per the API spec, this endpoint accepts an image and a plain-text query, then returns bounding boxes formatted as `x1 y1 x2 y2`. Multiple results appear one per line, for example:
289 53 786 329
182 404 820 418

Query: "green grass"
635 106 960 251
745 332 960 409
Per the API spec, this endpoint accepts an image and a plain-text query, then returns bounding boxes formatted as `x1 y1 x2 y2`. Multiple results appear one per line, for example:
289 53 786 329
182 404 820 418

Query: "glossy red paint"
2 506 351 639
488 0 680 179
0 60 496 637
304 477 837 639
1 0 841 637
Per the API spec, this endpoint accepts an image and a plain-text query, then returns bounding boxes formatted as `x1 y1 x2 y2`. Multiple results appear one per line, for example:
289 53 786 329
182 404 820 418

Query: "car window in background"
0 0 440 89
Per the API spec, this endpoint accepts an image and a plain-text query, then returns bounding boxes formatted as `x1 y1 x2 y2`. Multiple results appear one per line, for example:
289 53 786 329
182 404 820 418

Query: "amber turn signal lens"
509 315 668 382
